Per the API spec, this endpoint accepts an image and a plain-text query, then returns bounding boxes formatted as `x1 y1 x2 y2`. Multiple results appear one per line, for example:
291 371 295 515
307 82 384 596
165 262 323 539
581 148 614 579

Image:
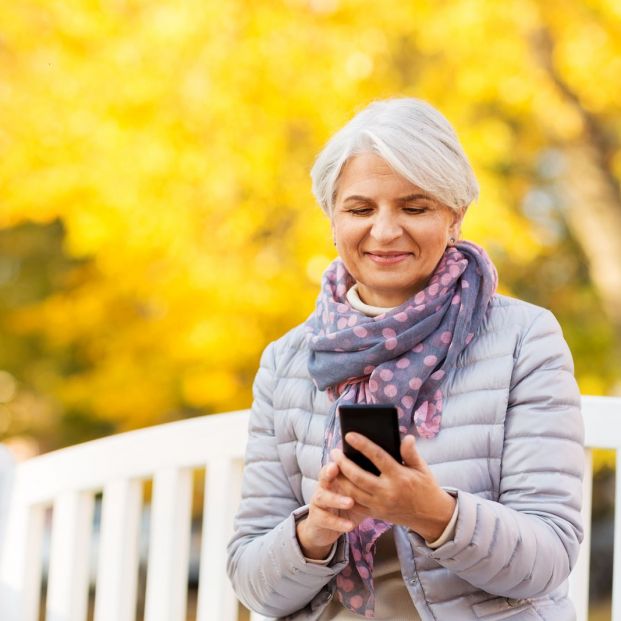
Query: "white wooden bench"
0 396 619 621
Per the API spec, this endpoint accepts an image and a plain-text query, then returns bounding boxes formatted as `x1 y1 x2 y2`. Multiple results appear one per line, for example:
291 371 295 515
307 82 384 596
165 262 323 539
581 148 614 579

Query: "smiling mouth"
365 252 412 265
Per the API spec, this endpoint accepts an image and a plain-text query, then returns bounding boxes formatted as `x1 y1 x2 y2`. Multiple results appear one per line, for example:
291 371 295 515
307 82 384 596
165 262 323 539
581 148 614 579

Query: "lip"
364 251 412 265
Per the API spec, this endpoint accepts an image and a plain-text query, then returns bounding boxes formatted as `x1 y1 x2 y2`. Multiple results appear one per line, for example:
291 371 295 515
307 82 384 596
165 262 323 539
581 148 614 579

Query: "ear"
449 207 466 241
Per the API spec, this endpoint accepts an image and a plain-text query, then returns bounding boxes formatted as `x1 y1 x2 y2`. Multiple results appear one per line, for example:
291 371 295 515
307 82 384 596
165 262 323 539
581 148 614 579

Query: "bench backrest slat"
144 467 193 621
46 491 94 621
93 479 142 621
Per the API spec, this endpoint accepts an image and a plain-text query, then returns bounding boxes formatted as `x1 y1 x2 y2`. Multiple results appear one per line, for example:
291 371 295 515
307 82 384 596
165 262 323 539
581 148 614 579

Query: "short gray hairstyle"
310 98 479 217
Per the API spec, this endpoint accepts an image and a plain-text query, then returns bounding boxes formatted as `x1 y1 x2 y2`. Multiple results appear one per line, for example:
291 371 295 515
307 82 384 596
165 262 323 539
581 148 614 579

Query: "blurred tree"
0 0 619 450
532 4 621 339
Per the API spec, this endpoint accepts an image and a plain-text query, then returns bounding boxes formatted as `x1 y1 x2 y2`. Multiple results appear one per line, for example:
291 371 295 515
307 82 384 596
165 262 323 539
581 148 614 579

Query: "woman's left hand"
330 433 456 542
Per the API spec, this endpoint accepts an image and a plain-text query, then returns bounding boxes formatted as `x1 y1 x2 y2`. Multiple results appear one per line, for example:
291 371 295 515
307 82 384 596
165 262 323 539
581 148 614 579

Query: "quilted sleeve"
226 340 347 617
413 308 584 598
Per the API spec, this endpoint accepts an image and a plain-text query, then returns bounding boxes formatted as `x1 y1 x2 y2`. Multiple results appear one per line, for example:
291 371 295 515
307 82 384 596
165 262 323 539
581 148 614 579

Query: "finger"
314 487 354 511
349 501 372 521
400 434 427 470
318 461 340 486
331 447 381 493
311 505 354 533
344 432 400 475
333 474 374 508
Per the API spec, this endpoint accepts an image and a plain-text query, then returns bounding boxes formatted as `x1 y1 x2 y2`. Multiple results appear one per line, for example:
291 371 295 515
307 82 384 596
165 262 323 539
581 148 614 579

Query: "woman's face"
332 153 464 308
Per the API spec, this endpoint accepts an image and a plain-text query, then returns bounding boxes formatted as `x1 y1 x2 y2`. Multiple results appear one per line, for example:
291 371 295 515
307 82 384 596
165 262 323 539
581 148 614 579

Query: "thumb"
401 434 425 470
319 461 339 487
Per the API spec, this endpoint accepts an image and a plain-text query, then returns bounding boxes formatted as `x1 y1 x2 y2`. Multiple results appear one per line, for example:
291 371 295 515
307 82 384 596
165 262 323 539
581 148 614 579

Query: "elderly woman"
227 98 583 620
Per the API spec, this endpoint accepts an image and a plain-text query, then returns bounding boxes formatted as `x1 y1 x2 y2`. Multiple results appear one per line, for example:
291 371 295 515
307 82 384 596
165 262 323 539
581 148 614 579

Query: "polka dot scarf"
306 241 497 618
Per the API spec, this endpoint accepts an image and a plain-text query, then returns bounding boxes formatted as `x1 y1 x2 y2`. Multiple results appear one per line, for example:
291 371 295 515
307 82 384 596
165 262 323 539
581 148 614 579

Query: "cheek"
422 223 451 248
334 220 357 237
335 225 365 253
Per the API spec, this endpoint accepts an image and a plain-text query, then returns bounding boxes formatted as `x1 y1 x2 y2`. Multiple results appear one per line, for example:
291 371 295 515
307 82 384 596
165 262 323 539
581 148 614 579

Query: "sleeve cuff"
304 542 338 565
292 505 348 569
426 500 459 549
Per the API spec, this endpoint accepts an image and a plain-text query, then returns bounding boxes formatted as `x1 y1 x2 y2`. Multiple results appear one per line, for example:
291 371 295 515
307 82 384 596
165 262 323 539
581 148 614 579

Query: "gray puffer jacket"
227 295 584 621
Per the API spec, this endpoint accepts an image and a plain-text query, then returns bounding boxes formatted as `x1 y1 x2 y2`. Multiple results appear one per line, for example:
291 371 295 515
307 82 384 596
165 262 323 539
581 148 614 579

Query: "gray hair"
310 98 479 217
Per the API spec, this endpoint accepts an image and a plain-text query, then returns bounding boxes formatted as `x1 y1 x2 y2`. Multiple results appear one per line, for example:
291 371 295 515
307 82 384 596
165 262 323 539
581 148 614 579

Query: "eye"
348 207 373 216
403 206 427 214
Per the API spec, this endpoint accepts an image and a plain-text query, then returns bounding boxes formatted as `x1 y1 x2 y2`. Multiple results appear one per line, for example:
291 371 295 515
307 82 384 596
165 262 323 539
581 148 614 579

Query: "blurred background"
1 0 620 618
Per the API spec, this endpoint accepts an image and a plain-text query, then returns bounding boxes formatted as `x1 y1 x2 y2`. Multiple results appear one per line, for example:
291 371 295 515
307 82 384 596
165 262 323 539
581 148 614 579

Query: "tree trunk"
562 144 621 338
532 26 621 339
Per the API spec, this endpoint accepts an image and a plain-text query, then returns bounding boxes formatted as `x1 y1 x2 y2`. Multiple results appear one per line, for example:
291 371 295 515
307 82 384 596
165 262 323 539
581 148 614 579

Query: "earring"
448 237 455 246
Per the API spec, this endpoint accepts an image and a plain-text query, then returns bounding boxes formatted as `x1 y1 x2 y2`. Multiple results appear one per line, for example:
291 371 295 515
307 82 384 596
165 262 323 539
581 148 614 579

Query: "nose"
370 209 402 243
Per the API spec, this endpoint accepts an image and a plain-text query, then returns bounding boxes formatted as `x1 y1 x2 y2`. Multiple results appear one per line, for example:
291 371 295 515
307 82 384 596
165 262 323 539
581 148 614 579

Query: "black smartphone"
338 404 402 476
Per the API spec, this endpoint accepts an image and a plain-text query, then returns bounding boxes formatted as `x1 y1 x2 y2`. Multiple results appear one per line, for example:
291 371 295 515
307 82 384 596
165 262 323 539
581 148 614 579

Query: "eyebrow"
398 193 433 202
342 193 432 203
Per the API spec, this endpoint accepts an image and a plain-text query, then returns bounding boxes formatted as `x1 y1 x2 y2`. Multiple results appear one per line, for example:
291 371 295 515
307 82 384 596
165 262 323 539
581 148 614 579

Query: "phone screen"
338 404 402 475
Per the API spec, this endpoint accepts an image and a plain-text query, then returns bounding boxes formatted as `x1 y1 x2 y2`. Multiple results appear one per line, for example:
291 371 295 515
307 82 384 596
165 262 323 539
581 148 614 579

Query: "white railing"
571 396 621 621
0 396 619 621
0 410 255 621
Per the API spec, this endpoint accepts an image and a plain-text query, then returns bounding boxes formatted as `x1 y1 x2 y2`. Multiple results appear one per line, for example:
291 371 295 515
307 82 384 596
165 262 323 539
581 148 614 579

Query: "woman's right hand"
295 461 368 560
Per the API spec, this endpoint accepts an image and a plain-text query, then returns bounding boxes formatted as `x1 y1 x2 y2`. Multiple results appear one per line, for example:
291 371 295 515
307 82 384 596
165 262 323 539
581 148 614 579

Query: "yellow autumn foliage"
0 0 619 448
